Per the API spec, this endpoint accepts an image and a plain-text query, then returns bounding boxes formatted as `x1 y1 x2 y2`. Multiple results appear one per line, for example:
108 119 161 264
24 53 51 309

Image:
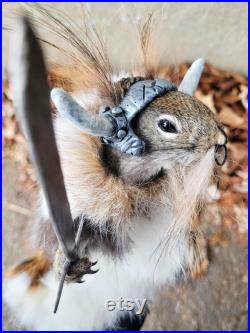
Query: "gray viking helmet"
51 58 205 156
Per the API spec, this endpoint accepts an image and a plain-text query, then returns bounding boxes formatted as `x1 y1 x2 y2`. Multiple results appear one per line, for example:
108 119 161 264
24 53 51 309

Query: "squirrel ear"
178 58 204 96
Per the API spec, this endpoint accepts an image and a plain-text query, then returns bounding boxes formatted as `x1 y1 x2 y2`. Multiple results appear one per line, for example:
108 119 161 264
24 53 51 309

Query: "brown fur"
8 250 51 289
56 121 166 223
138 91 221 153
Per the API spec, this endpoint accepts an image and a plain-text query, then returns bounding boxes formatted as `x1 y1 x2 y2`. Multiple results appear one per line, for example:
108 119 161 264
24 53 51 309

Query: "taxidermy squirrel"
4 5 227 331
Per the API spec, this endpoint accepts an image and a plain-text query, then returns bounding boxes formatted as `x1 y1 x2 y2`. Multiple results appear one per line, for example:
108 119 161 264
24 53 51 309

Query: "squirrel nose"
215 144 227 166
217 127 227 145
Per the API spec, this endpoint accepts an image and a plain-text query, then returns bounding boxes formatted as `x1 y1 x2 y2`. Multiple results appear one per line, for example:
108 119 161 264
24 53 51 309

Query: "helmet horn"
178 58 205 96
51 88 115 137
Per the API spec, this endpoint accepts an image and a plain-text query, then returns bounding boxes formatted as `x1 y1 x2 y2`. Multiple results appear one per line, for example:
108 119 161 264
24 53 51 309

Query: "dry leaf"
208 229 230 247
195 90 217 113
239 84 248 110
234 205 248 234
219 106 247 129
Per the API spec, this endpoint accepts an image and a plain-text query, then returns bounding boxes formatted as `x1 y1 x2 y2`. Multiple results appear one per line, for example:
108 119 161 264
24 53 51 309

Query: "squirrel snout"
214 127 227 166
217 127 227 146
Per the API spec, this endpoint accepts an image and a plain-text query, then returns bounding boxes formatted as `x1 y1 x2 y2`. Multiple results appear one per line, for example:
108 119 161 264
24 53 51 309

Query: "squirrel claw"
85 268 99 275
90 260 98 267
54 248 99 283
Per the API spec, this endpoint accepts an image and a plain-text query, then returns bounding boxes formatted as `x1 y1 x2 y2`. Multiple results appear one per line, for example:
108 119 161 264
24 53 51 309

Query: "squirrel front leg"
54 116 164 252
56 118 138 223
54 246 98 283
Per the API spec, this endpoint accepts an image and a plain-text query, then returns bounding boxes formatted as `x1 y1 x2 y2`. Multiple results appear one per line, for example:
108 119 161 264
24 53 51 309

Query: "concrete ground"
2 157 248 331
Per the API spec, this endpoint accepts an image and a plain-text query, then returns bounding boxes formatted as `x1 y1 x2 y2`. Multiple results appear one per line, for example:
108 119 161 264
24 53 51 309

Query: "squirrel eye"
158 119 177 133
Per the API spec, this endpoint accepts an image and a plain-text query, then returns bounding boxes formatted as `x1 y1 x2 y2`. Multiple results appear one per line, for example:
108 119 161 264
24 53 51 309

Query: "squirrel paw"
54 247 98 283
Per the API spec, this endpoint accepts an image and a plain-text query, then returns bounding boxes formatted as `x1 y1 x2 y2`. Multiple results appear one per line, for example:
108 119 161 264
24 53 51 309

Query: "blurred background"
2 2 248 331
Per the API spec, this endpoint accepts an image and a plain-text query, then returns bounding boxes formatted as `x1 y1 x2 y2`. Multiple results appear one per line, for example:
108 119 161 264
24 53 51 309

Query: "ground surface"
2 157 248 331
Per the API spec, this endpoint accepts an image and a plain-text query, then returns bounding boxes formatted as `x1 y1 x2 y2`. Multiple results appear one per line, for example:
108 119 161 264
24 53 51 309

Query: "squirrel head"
104 90 226 185
134 90 226 161
52 59 227 185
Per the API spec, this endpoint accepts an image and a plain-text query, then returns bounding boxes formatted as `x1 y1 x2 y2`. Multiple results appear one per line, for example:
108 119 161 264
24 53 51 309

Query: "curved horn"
51 88 115 137
178 58 205 96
